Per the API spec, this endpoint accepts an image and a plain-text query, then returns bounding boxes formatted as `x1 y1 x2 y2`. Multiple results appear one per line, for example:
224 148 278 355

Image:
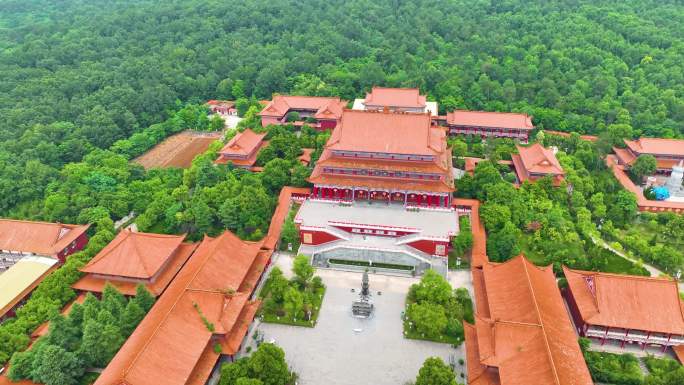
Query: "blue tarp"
654 186 671 201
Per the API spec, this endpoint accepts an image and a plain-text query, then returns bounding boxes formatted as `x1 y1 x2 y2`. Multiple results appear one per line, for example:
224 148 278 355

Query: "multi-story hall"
296 109 458 276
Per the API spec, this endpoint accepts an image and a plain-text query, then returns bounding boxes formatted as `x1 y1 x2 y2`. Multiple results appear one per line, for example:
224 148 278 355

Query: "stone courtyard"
243 254 468 385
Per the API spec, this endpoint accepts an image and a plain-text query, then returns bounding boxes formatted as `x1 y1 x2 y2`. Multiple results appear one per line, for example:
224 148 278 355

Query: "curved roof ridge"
117 233 223 381
520 256 562 385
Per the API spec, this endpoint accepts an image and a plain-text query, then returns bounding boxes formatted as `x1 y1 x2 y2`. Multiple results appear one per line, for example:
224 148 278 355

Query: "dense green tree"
630 154 657 181
292 254 315 287
407 302 448 339
415 357 458 385
31 344 84 385
246 343 292 385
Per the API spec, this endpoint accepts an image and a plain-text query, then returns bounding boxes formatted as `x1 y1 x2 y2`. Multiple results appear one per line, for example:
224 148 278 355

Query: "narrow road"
590 236 684 291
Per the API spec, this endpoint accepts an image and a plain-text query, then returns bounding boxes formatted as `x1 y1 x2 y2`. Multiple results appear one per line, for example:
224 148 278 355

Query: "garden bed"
327 258 414 271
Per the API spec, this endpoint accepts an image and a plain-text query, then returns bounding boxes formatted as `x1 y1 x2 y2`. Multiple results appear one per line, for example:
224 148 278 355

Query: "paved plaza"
247 254 467 385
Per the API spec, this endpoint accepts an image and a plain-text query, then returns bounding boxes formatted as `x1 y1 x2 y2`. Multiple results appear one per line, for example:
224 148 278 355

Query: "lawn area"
259 255 326 328
447 250 470 270
518 233 649 276
260 286 326 328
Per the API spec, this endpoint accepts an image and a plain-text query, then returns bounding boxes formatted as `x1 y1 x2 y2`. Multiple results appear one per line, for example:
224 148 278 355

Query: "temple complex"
296 109 457 275
73 230 198 297
94 231 270 385
613 137 684 174
563 267 684 352
464 255 592 385
214 128 267 169
511 143 565 185
352 87 438 116
445 110 534 142
259 95 347 130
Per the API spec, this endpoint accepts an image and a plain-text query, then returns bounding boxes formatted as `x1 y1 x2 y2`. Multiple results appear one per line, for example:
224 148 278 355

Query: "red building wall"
56 232 89 263
331 225 415 238
300 230 340 246
407 239 449 256
319 120 337 130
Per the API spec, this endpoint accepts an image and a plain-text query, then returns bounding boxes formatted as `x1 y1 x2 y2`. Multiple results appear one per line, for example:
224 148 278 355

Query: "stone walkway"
248 254 468 385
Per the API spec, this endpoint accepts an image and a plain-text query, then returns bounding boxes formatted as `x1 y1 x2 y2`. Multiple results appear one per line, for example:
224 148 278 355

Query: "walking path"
590 235 684 291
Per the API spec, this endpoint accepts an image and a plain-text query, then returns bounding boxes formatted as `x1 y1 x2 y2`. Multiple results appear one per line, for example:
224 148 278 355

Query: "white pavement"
249 254 468 385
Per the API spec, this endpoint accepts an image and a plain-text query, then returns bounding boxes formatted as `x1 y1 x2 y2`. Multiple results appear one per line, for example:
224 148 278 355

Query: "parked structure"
352 87 438 116
95 230 270 385
511 143 565 185
613 138 684 174
464 255 592 385
445 110 534 142
73 230 198 297
259 95 347 130
214 128 267 169
563 267 684 352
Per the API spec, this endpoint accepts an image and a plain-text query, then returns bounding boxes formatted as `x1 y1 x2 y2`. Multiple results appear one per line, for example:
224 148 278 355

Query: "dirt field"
133 131 222 169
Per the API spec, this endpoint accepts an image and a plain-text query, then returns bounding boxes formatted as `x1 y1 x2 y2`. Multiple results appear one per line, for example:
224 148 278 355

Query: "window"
303 233 313 244
436 244 446 255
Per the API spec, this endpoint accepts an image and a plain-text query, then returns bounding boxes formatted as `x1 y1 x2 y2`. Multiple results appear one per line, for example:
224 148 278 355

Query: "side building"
613 137 684 174
464 255 592 385
563 267 684 352
446 110 534 143
94 230 270 385
297 109 457 276
214 128 268 169
259 95 347 130
352 87 438 116
511 143 565 185
73 230 198 297
0 219 90 319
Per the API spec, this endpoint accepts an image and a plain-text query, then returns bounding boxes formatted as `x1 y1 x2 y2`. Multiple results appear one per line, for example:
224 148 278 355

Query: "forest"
0 0 683 223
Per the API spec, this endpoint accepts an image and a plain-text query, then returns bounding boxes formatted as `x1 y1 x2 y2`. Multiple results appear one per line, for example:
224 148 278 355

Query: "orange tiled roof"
452 198 488 268
674 345 684 364
446 110 534 130
363 87 426 108
80 230 186 280
259 95 346 120
544 130 598 142
465 255 592 385
316 153 449 174
219 129 266 157
326 110 445 156
624 138 684 157
73 242 198 297
613 146 637 165
515 144 564 175
563 266 684 335
262 186 311 250
94 231 268 385
0 219 89 256
310 110 453 193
